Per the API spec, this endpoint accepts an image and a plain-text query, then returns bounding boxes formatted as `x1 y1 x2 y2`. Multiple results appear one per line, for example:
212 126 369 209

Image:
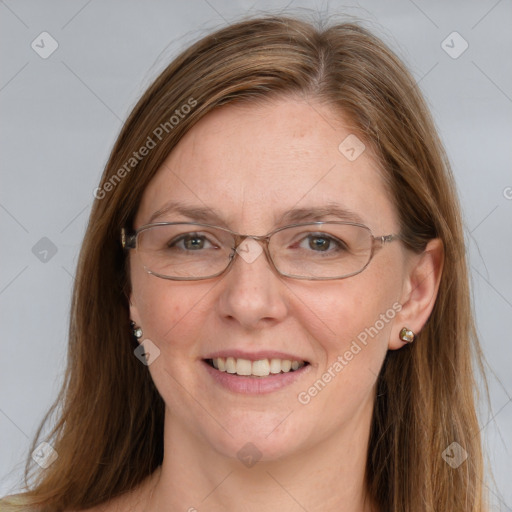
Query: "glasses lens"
136 224 234 279
270 223 373 279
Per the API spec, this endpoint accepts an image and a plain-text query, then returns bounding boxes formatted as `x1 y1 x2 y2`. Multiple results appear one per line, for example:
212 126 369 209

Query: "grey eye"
169 233 215 251
308 235 332 251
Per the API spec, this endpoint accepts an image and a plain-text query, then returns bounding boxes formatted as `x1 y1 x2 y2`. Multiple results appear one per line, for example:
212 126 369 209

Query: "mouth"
204 357 310 377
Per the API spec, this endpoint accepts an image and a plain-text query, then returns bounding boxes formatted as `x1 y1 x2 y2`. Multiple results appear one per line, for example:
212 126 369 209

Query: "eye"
298 233 348 253
307 235 331 252
169 233 216 251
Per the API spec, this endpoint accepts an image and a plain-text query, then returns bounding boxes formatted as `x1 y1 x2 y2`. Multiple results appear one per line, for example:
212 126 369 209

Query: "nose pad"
235 237 265 265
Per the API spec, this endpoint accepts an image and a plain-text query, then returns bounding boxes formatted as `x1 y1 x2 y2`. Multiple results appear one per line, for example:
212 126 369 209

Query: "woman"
3 14 487 512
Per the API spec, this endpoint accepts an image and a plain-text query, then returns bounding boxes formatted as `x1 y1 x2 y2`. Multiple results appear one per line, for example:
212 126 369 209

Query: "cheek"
298 276 398 351
293 264 402 389
281 274 400 444
130 268 212 354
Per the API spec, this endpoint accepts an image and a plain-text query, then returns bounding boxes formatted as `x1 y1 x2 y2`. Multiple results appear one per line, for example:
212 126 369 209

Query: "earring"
131 321 143 340
399 327 416 343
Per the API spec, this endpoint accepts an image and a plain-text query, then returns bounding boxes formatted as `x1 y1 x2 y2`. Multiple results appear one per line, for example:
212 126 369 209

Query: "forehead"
135 98 398 233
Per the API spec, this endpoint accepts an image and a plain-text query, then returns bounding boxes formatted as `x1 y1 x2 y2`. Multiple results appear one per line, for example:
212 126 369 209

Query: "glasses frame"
121 221 400 281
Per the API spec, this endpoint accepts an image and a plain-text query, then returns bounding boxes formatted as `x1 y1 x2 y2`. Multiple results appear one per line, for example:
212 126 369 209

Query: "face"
129 97 410 462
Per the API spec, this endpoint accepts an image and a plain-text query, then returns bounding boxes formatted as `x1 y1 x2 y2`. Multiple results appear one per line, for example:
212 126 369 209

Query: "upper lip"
203 350 309 363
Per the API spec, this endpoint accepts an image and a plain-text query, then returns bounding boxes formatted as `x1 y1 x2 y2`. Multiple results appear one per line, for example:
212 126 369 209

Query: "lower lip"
202 360 311 394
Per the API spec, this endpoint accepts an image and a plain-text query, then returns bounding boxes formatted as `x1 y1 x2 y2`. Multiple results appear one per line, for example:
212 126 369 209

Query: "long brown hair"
7 14 487 511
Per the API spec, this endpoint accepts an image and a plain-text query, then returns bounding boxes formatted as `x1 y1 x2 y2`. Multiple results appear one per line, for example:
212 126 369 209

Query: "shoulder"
0 495 107 512
0 470 159 512
0 495 34 511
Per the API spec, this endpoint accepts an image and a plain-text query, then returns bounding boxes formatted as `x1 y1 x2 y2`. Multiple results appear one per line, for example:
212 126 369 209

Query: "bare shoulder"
1 471 158 512
0 496 133 512
69 471 158 512
0 495 119 512
0 495 31 511
0 495 33 511
69 493 136 512
70 500 117 512
69 495 129 512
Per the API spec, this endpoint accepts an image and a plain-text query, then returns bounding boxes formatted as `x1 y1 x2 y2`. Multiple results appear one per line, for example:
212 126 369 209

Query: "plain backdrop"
1 0 511 509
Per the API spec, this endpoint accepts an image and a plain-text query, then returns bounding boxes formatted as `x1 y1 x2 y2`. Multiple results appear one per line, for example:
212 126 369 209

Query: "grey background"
0 0 511 509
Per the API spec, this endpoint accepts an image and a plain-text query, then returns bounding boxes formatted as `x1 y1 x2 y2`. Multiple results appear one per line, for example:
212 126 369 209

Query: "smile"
205 356 308 377
202 355 311 394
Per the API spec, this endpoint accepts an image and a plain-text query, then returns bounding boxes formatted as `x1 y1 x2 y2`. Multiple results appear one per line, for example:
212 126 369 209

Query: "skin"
89 97 443 512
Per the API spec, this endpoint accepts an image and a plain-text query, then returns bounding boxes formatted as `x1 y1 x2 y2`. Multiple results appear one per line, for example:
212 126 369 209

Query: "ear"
388 238 444 350
129 291 142 329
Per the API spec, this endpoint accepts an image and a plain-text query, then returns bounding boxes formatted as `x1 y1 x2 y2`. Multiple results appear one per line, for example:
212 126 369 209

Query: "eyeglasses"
121 221 400 281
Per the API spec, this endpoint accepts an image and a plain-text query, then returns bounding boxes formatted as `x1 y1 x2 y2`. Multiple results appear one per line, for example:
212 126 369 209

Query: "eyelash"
167 232 348 253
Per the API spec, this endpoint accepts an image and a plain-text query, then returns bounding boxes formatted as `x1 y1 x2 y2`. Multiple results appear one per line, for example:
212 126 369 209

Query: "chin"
200 409 311 463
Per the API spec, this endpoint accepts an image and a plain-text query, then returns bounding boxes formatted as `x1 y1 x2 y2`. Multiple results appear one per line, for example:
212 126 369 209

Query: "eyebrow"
146 200 365 228
279 204 365 225
147 201 229 226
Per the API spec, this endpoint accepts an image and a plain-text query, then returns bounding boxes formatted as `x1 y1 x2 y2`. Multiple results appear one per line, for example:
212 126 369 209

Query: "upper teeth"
211 357 305 377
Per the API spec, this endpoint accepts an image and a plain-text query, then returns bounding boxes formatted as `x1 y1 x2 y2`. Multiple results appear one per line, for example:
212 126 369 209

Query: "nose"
216 238 289 330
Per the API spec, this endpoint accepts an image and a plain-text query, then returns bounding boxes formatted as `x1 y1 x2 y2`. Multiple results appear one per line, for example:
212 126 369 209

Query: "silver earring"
131 321 143 340
399 327 415 343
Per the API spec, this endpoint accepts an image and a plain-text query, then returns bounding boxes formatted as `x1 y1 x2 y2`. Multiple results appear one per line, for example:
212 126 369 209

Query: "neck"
150 403 376 512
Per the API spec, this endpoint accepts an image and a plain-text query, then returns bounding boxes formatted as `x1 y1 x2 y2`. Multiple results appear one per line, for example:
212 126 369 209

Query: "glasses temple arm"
121 228 137 249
